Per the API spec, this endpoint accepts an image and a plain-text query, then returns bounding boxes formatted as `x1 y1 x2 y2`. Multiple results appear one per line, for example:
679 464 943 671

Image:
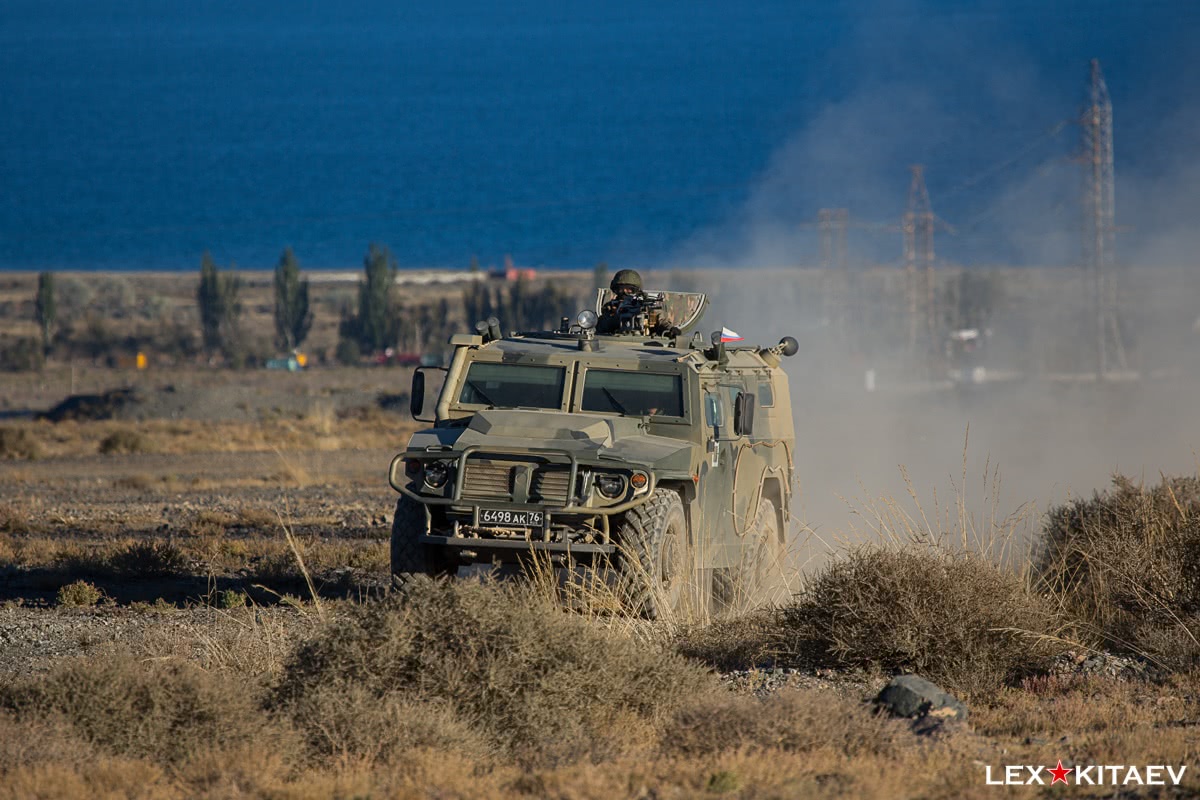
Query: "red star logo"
1048 760 1071 785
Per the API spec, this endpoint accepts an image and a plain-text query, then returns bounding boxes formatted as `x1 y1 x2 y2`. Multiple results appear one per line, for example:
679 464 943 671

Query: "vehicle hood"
406 409 693 472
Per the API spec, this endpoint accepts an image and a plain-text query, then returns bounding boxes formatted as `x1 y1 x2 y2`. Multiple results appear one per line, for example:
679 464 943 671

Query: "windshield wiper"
602 387 630 415
466 380 496 407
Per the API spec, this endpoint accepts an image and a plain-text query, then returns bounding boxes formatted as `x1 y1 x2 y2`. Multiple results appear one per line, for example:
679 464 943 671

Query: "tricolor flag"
720 327 743 343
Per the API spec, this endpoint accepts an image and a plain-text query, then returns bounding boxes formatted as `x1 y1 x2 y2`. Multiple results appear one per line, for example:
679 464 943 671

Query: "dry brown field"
3 268 1200 798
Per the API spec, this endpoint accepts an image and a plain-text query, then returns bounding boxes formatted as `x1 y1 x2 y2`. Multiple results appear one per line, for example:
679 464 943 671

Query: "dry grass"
0 415 417 459
7 379 1200 800
274 577 716 768
0 655 286 765
0 426 41 460
133 606 317 680
3 576 1200 799
0 502 41 535
1036 473 1200 670
661 688 904 758
97 429 153 455
0 524 385 587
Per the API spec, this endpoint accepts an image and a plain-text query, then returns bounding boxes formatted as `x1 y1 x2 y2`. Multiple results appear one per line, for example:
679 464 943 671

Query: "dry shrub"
0 711 99 772
292 687 492 766
133 606 313 680
106 540 191 578
0 426 41 460
274 577 716 767
0 654 281 765
249 549 305 587
662 688 902 758
194 509 236 527
674 608 780 671
1036 474 1200 670
778 545 1067 694
57 580 103 607
98 428 151 455
0 503 35 534
112 473 160 491
235 506 278 529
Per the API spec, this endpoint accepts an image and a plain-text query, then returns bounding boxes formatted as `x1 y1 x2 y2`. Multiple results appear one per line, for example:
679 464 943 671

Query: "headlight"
577 309 598 330
423 461 450 489
596 474 625 499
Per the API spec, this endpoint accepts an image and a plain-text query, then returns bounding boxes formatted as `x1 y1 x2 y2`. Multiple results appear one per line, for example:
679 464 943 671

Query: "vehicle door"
697 376 753 562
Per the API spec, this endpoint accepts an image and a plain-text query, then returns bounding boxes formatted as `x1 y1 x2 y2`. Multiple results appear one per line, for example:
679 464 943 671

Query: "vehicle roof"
473 333 776 371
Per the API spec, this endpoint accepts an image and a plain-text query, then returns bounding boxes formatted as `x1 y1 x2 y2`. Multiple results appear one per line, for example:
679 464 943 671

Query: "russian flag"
719 327 743 343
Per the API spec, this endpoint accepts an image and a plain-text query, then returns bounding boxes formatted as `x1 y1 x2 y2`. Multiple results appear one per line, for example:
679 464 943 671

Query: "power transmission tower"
818 208 849 270
1081 59 1127 377
818 208 850 347
902 165 938 357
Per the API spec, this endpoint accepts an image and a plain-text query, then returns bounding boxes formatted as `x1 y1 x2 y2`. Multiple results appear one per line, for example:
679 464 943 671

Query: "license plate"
479 508 544 527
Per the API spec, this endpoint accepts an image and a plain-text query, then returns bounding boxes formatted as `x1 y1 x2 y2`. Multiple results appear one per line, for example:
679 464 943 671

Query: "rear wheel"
614 489 704 620
714 497 787 612
390 495 455 589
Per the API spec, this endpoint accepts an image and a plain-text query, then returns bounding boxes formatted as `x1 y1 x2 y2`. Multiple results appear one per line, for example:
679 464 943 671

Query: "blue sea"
2 1 1198 271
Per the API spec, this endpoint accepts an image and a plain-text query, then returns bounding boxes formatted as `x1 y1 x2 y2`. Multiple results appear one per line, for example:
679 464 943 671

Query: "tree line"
17 246 587 370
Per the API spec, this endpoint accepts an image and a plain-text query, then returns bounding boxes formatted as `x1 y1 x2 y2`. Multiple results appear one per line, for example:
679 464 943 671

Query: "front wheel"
614 489 704 620
390 495 455 589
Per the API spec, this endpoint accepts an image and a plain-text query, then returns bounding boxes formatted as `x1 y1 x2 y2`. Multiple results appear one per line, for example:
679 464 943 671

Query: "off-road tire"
390 495 455 589
713 497 786 612
614 489 694 620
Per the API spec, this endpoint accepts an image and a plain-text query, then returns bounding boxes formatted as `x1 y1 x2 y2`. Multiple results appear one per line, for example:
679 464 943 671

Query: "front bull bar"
387 445 656 517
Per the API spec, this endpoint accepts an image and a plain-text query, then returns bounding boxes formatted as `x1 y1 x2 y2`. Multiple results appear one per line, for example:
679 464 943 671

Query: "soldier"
597 269 661 334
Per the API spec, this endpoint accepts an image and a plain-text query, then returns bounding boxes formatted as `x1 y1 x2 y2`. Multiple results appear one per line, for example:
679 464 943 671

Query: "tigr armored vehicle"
389 287 798 617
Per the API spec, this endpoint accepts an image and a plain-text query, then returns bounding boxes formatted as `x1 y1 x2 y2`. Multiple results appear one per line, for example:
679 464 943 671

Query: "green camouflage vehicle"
389 287 798 617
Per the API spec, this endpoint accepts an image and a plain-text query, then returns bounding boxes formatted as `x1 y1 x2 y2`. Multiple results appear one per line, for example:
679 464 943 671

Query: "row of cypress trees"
197 248 313 359
29 247 586 365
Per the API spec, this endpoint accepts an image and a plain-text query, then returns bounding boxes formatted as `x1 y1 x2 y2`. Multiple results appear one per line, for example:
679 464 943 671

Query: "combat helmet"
610 269 643 293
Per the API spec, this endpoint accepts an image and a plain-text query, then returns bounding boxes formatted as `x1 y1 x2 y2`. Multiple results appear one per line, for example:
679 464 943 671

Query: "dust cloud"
647 1 1200 569
658 270 1200 576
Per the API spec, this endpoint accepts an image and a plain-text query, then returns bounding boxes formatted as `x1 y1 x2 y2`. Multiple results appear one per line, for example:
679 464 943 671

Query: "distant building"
489 254 536 281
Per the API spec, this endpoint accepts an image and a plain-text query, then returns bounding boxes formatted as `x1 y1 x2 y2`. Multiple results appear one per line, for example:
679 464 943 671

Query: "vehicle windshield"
457 362 565 409
581 369 684 417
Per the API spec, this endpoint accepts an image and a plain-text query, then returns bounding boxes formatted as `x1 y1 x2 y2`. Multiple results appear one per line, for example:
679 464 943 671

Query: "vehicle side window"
704 392 724 430
757 380 774 408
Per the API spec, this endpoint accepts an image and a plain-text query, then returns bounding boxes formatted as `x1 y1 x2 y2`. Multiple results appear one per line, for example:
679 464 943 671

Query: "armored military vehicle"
389 287 798 618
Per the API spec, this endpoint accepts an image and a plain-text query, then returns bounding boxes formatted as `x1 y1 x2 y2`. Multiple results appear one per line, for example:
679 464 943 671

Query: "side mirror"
779 336 799 357
410 366 447 423
733 392 756 437
410 370 426 419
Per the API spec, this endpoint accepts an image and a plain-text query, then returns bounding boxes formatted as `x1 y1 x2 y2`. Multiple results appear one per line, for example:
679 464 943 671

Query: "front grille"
461 461 513 501
531 468 571 504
